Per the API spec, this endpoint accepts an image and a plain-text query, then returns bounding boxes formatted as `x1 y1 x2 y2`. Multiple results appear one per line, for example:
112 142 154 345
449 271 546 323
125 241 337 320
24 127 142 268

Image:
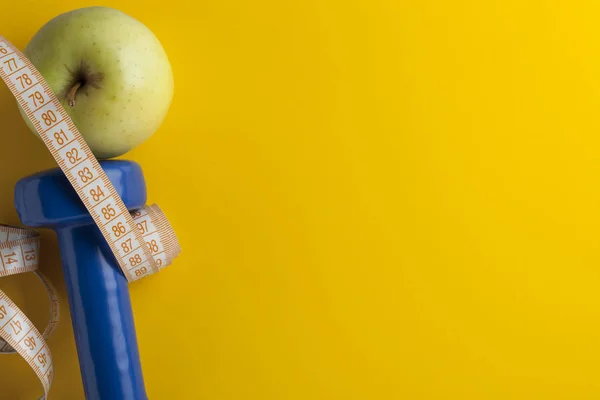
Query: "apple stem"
67 82 82 107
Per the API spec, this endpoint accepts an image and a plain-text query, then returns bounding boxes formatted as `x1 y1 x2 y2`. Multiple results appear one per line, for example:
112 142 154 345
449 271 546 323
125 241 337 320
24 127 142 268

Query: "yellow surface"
5 0 600 399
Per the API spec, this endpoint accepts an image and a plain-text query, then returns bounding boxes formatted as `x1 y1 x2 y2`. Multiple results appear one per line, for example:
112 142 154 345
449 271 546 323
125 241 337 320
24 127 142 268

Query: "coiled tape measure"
0 36 181 399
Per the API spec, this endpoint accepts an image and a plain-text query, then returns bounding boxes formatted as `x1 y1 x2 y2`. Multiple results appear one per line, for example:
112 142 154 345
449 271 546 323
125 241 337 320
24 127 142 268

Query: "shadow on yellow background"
3 0 600 399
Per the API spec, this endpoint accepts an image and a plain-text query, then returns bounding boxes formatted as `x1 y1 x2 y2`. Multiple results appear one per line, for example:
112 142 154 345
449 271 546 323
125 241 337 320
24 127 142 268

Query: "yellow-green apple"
18 7 174 159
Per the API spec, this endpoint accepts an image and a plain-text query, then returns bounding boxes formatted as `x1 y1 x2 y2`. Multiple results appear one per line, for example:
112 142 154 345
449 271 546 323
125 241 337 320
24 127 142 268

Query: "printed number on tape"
0 37 181 399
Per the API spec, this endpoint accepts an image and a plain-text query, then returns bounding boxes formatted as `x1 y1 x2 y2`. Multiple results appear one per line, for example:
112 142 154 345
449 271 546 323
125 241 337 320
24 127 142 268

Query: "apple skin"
18 7 174 159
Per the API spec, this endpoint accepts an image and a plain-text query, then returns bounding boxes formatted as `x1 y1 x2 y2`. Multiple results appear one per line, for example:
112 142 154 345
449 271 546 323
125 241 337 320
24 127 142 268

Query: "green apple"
18 7 174 159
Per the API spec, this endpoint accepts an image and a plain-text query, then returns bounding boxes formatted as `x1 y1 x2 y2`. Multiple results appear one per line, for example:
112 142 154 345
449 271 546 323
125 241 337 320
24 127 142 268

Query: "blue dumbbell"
14 160 148 400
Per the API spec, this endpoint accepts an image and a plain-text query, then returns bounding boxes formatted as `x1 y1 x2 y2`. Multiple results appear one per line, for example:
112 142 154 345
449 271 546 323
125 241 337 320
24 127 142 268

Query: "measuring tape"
0 36 181 398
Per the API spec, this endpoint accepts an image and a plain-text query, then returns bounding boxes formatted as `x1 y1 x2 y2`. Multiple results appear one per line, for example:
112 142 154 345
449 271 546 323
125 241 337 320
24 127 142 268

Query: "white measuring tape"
0 36 181 398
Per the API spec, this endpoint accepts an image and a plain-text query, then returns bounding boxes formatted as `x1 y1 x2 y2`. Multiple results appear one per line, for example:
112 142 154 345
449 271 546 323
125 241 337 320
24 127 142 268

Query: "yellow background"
4 0 600 398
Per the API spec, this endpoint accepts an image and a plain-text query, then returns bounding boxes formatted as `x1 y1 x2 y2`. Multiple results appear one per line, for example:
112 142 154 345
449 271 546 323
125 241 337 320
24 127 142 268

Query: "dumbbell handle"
57 220 147 400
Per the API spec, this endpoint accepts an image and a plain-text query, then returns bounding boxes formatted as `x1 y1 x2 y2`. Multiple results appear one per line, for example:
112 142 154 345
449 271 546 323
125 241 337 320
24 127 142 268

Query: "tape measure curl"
0 225 57 399
0 36 180 399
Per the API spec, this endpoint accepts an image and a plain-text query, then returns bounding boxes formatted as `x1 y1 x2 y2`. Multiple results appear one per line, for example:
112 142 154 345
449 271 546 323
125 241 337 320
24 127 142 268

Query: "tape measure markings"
0 36 181 399
0 38 161 282
0 225 56 399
